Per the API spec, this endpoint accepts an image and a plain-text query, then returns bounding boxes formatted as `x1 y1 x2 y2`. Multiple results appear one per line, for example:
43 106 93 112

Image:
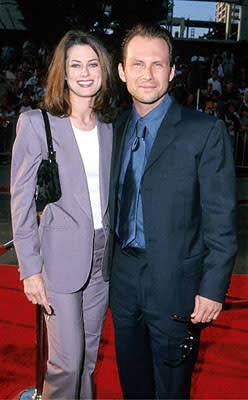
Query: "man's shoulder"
171 101 223 141
182 106 213 120
172 100 217 126
113 108 131 129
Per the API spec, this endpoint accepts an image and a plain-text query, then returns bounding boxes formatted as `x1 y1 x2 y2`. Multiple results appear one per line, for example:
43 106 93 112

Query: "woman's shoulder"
18 108 43 123
19 108 65 119
18 109 66 126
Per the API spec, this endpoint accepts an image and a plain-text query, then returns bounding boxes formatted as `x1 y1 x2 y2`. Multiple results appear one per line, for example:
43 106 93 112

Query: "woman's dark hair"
41 30 116 122
121 23 175 68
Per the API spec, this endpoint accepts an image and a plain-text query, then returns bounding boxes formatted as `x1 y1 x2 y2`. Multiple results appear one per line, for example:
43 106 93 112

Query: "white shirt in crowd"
19 105 32 113
208 77 222 96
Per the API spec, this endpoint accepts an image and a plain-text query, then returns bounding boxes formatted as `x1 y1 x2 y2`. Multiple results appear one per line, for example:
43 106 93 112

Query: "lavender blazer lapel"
97 119 113 223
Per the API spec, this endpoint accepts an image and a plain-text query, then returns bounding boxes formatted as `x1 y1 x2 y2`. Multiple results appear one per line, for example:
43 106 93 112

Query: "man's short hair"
121 23 175 68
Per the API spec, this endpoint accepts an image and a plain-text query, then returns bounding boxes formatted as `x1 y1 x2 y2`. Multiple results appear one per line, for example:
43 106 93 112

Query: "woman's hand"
23 273 51 314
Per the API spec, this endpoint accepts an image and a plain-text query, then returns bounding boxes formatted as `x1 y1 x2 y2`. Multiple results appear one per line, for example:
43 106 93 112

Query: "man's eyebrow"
130 57 165 63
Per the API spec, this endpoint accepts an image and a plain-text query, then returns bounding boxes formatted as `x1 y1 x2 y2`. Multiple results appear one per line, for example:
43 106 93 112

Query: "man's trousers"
110 241 199 400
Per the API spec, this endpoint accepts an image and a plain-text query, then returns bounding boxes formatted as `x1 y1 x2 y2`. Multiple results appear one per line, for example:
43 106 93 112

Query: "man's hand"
23 273 51 314
191 295 222 324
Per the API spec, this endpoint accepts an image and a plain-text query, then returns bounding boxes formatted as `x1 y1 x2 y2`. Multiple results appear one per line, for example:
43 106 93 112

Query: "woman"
11 30 116 399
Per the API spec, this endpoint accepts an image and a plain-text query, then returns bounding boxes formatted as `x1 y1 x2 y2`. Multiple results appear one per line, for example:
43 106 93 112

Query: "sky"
172 0 216 38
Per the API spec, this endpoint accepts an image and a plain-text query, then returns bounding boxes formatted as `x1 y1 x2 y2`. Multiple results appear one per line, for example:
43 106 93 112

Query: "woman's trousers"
42 229 109 400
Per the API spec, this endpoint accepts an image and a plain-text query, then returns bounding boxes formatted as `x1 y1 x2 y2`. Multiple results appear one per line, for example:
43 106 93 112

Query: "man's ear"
169 64 175 82
118 63 126 83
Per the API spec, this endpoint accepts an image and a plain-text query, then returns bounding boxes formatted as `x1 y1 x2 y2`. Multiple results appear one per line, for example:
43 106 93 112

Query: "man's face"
118 35 175 115
211 70 218 80
204 100 214 115
226 81 233 90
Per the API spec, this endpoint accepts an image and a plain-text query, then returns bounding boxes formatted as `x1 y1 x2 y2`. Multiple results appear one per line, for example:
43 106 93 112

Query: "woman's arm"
11 111 50 312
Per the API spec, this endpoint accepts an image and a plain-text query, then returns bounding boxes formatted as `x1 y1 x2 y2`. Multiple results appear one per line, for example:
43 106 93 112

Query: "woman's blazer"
11 109 112 293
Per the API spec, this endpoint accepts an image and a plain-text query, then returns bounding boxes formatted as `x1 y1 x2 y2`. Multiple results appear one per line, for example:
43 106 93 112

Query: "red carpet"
1 265 248 400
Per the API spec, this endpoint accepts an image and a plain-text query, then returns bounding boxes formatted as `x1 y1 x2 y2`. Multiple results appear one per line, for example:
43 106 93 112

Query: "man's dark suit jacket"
108 99 237 335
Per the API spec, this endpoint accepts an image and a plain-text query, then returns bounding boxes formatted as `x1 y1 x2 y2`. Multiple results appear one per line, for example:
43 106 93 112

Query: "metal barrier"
0 239 14 256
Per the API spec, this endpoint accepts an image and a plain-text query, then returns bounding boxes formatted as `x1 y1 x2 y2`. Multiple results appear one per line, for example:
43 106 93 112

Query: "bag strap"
41 109 56 161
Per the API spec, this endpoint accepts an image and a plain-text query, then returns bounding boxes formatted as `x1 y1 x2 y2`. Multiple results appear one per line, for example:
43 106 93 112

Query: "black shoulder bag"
35 110 62 213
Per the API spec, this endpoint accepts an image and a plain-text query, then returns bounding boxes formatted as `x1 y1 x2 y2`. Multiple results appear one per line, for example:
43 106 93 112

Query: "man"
108 24 237 399
208 68 222 96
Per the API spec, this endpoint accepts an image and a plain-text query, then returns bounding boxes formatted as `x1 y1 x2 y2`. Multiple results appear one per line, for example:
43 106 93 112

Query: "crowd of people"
0 39 49 114
0 39 50 158
170 49 248 148
0 35 248 162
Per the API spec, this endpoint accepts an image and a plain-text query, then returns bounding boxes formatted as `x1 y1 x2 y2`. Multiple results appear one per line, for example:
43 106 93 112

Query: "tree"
17 0 104 41
17 0 169 41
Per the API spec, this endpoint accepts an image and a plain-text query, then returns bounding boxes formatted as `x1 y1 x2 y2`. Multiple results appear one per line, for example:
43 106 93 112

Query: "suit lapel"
144 101 182 173
113 110 131 187
109 110 130 229
52 115 93 222
97 119 112 220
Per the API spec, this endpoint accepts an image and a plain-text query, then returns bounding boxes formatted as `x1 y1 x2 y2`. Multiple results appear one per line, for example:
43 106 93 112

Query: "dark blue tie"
118 119 146 248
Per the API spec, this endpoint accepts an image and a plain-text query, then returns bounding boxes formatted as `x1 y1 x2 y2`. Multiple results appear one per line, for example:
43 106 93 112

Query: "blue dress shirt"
116 94 172 248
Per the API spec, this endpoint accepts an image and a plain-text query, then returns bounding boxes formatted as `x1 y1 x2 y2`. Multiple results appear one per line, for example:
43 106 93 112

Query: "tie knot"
132 120 146 151
136 119 146 139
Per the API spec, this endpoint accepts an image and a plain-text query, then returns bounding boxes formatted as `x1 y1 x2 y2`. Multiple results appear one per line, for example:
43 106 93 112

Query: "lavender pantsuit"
11 110 112 399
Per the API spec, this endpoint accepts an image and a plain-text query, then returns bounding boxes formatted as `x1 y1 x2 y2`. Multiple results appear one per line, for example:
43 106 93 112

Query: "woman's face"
228 104 235 114
65 44 102 100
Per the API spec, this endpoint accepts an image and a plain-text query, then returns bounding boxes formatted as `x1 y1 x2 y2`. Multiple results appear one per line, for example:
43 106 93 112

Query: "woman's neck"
69 95 96 131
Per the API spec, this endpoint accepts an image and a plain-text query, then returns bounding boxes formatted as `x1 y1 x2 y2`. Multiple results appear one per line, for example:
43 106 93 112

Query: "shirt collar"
132 94 172 139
